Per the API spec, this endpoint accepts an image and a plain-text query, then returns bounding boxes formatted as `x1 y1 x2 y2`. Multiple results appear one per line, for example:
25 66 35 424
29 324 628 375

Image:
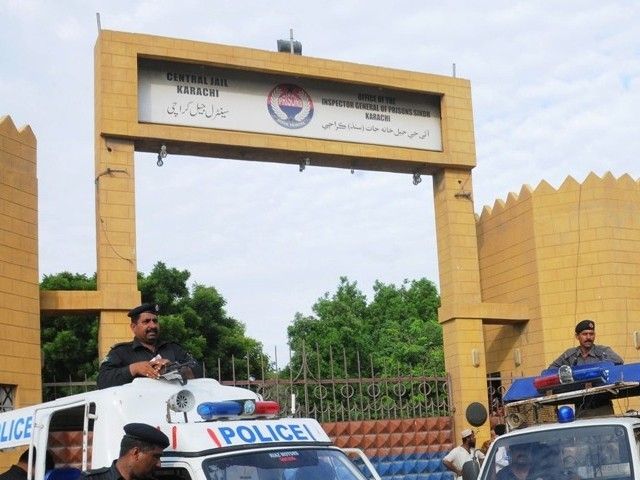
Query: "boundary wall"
477 172 640 391
0 116 41 407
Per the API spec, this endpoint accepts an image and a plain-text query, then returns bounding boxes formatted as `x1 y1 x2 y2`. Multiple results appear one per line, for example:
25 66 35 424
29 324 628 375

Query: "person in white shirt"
443 429 485 480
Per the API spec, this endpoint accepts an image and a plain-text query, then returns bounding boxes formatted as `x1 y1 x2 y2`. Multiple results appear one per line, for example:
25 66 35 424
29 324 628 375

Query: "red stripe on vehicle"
207 428 222 448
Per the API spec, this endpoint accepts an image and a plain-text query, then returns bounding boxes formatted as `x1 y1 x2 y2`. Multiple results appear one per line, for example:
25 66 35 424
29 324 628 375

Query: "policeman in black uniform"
549 319 623 417
0 447 54 480
0 449 31 480
549 319 623 368
80 423 170 480
96 303 202 389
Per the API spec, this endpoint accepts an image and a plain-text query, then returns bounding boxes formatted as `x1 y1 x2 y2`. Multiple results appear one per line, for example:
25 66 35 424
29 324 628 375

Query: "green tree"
138 262 190 313
286 276 443 378
368 278 443 375
40 273 99 382
286 277 371 378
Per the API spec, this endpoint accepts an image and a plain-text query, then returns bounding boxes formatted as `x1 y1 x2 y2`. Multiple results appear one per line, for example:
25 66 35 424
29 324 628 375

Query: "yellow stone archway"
2 27 640 469
31 30 527 438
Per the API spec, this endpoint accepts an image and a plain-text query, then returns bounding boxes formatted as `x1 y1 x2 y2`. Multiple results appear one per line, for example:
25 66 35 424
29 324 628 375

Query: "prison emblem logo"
267 84 314 129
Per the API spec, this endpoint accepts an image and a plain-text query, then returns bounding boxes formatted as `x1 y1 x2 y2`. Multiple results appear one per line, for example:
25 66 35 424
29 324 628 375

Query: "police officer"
80 423 170 480
0 449 32 480
549 319 623 417
549 319 623 368
96 303 202 389
0 448 54 480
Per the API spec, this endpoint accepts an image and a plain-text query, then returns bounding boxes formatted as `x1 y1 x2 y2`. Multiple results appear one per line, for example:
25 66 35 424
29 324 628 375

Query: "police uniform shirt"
96 339 202 389
548 344 623 368
0 465 27 480
79 461 123 480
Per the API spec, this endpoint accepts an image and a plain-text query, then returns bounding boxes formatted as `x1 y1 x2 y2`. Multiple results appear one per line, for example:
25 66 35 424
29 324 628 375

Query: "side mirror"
462 459 480 480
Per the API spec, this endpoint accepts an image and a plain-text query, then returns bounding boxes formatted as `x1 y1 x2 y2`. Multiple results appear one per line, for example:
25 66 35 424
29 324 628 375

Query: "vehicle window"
202 448 366 480
481 425 632 480
46 403 95 470
155 466 193 480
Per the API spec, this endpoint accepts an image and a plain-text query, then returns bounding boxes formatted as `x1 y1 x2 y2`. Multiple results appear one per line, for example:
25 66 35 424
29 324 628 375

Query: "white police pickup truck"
476 416 639 480
464 361 640 480
0 376 381 480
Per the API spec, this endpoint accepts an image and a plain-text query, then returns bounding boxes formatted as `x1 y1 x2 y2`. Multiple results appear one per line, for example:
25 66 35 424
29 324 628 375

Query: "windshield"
202 448 367 480
480 424 633 480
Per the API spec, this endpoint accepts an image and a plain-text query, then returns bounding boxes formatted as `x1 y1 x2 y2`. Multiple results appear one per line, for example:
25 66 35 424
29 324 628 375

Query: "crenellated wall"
477 172 640 385
0 115 41 409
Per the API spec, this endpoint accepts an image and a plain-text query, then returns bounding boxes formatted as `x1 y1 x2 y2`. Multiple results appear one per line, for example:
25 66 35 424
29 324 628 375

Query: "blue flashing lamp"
572 366 608 383
557 405 575 423
197 401 243 420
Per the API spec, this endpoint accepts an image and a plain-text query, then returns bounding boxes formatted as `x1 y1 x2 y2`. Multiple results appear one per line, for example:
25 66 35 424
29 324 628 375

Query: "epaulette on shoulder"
84 466 110 475
110 341 133 349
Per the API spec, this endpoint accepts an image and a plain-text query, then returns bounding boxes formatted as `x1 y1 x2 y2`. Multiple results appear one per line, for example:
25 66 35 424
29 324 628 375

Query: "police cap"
575 319 595 334
127 303 159 319
123 423 170 448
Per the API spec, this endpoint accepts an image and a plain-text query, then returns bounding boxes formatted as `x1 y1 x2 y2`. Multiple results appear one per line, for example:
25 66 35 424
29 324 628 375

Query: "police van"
463 361 640 480
0 376 381 480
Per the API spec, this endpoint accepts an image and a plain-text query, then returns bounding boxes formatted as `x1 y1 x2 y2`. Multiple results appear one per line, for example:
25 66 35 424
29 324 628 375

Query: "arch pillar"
94 136 140 357
432 167 488 441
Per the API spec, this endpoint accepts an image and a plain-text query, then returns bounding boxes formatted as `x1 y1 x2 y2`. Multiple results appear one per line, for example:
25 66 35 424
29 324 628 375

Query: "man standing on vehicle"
549 319 623 417
549 319 623 368
443 429 484 480
80 423 170 480
97 303 202 389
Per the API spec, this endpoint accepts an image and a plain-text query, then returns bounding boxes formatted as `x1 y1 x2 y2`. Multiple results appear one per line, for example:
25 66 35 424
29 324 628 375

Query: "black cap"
575 319 595 334
123 423 170 448
128 303 159 318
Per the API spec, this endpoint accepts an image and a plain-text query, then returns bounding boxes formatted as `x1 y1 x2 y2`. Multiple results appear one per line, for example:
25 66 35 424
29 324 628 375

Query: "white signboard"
138 59 442 151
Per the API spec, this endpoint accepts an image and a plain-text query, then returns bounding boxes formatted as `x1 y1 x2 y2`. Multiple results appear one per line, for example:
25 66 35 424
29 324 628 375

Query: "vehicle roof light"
533 374 560 391
197 401 243 420
558 365 573 384
243 400 256 415
255 401 280 415
572 366 608 382
534 364 609 394
557 405 575 423
196 399 281 421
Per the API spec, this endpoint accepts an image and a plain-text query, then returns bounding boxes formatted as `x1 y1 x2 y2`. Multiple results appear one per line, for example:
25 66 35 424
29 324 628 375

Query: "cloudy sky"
2 1 639 362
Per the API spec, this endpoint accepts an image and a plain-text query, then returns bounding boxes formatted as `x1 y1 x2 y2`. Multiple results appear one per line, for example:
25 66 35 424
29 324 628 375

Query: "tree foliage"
287 277 443 378
41 272 99 382
40 263 266 383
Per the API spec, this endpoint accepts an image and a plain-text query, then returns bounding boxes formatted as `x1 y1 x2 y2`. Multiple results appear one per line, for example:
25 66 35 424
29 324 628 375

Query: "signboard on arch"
138 58 442 151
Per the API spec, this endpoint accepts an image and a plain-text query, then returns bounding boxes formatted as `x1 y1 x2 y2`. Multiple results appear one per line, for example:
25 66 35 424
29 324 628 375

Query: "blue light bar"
197 401 243 420
572 366 608 383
